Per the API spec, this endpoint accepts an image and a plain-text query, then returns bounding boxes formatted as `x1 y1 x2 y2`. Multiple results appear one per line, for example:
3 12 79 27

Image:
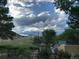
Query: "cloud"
36 0 55 3
8 4 33 18
12 11 67 35
19 0 33 3
13 11 52 26
7 0 68 36
16 0 55 3
37 11 51 16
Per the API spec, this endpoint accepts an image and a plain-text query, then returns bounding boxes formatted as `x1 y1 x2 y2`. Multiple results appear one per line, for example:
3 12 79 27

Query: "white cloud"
19 0 33 3
37 0 54 3
12 10 67 35
23 27 43 32
37 11 50 17
25 3 34 7
17 0 55 3
12 25 23 34
8 4 33 18
8 0 19 3
26 14 36 18
7 0 68 36
9 4 21 18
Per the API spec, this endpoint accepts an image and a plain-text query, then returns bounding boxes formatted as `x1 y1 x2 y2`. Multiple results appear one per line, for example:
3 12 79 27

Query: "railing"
0 48 30 59
0 48 79 59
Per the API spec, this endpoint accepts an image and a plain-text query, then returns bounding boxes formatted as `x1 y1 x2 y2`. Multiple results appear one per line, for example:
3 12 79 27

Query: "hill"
0 33 34 46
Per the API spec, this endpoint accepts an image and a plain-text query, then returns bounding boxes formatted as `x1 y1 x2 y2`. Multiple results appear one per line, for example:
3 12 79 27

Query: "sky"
7 0 68 36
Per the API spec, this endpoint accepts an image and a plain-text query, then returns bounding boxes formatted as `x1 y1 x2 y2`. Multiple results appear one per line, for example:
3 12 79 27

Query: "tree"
39 29 56 58
55 0 79 44
33 36 42 45
57 50 71 59
42 29 56 45
57 29 79 44
55 0 79 29
0 0 15 39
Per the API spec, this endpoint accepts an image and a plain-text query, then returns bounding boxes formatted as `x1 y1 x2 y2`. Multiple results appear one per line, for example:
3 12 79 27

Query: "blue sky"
7 0 68 36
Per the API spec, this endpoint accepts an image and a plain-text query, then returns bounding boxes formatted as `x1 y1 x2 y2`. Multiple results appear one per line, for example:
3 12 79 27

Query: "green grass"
0 44 38 54
0 36 33 45
0 36 38 54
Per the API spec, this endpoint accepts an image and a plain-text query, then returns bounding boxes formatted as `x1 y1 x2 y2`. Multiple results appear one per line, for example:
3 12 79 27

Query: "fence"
0 48 79 59
0 48 41 59
0 48 31 59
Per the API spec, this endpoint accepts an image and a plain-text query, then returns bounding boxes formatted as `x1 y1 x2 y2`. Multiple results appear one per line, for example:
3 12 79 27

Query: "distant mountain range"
21 31 42 36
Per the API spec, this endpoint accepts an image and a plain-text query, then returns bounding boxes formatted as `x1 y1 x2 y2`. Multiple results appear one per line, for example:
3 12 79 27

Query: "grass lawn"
0 36 38 54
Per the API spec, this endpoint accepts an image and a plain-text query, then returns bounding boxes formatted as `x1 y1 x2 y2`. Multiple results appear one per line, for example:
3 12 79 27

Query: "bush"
0 44 38 55
39 47 52 58
57 50 71 59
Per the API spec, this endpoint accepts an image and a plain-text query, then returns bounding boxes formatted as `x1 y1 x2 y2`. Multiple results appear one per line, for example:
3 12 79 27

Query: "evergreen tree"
55 0 79 29
42 29 56 44
0 0 15 39
39 29 56 58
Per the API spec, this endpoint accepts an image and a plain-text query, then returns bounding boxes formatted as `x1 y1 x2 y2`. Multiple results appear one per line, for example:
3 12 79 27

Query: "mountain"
0 33 34 46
